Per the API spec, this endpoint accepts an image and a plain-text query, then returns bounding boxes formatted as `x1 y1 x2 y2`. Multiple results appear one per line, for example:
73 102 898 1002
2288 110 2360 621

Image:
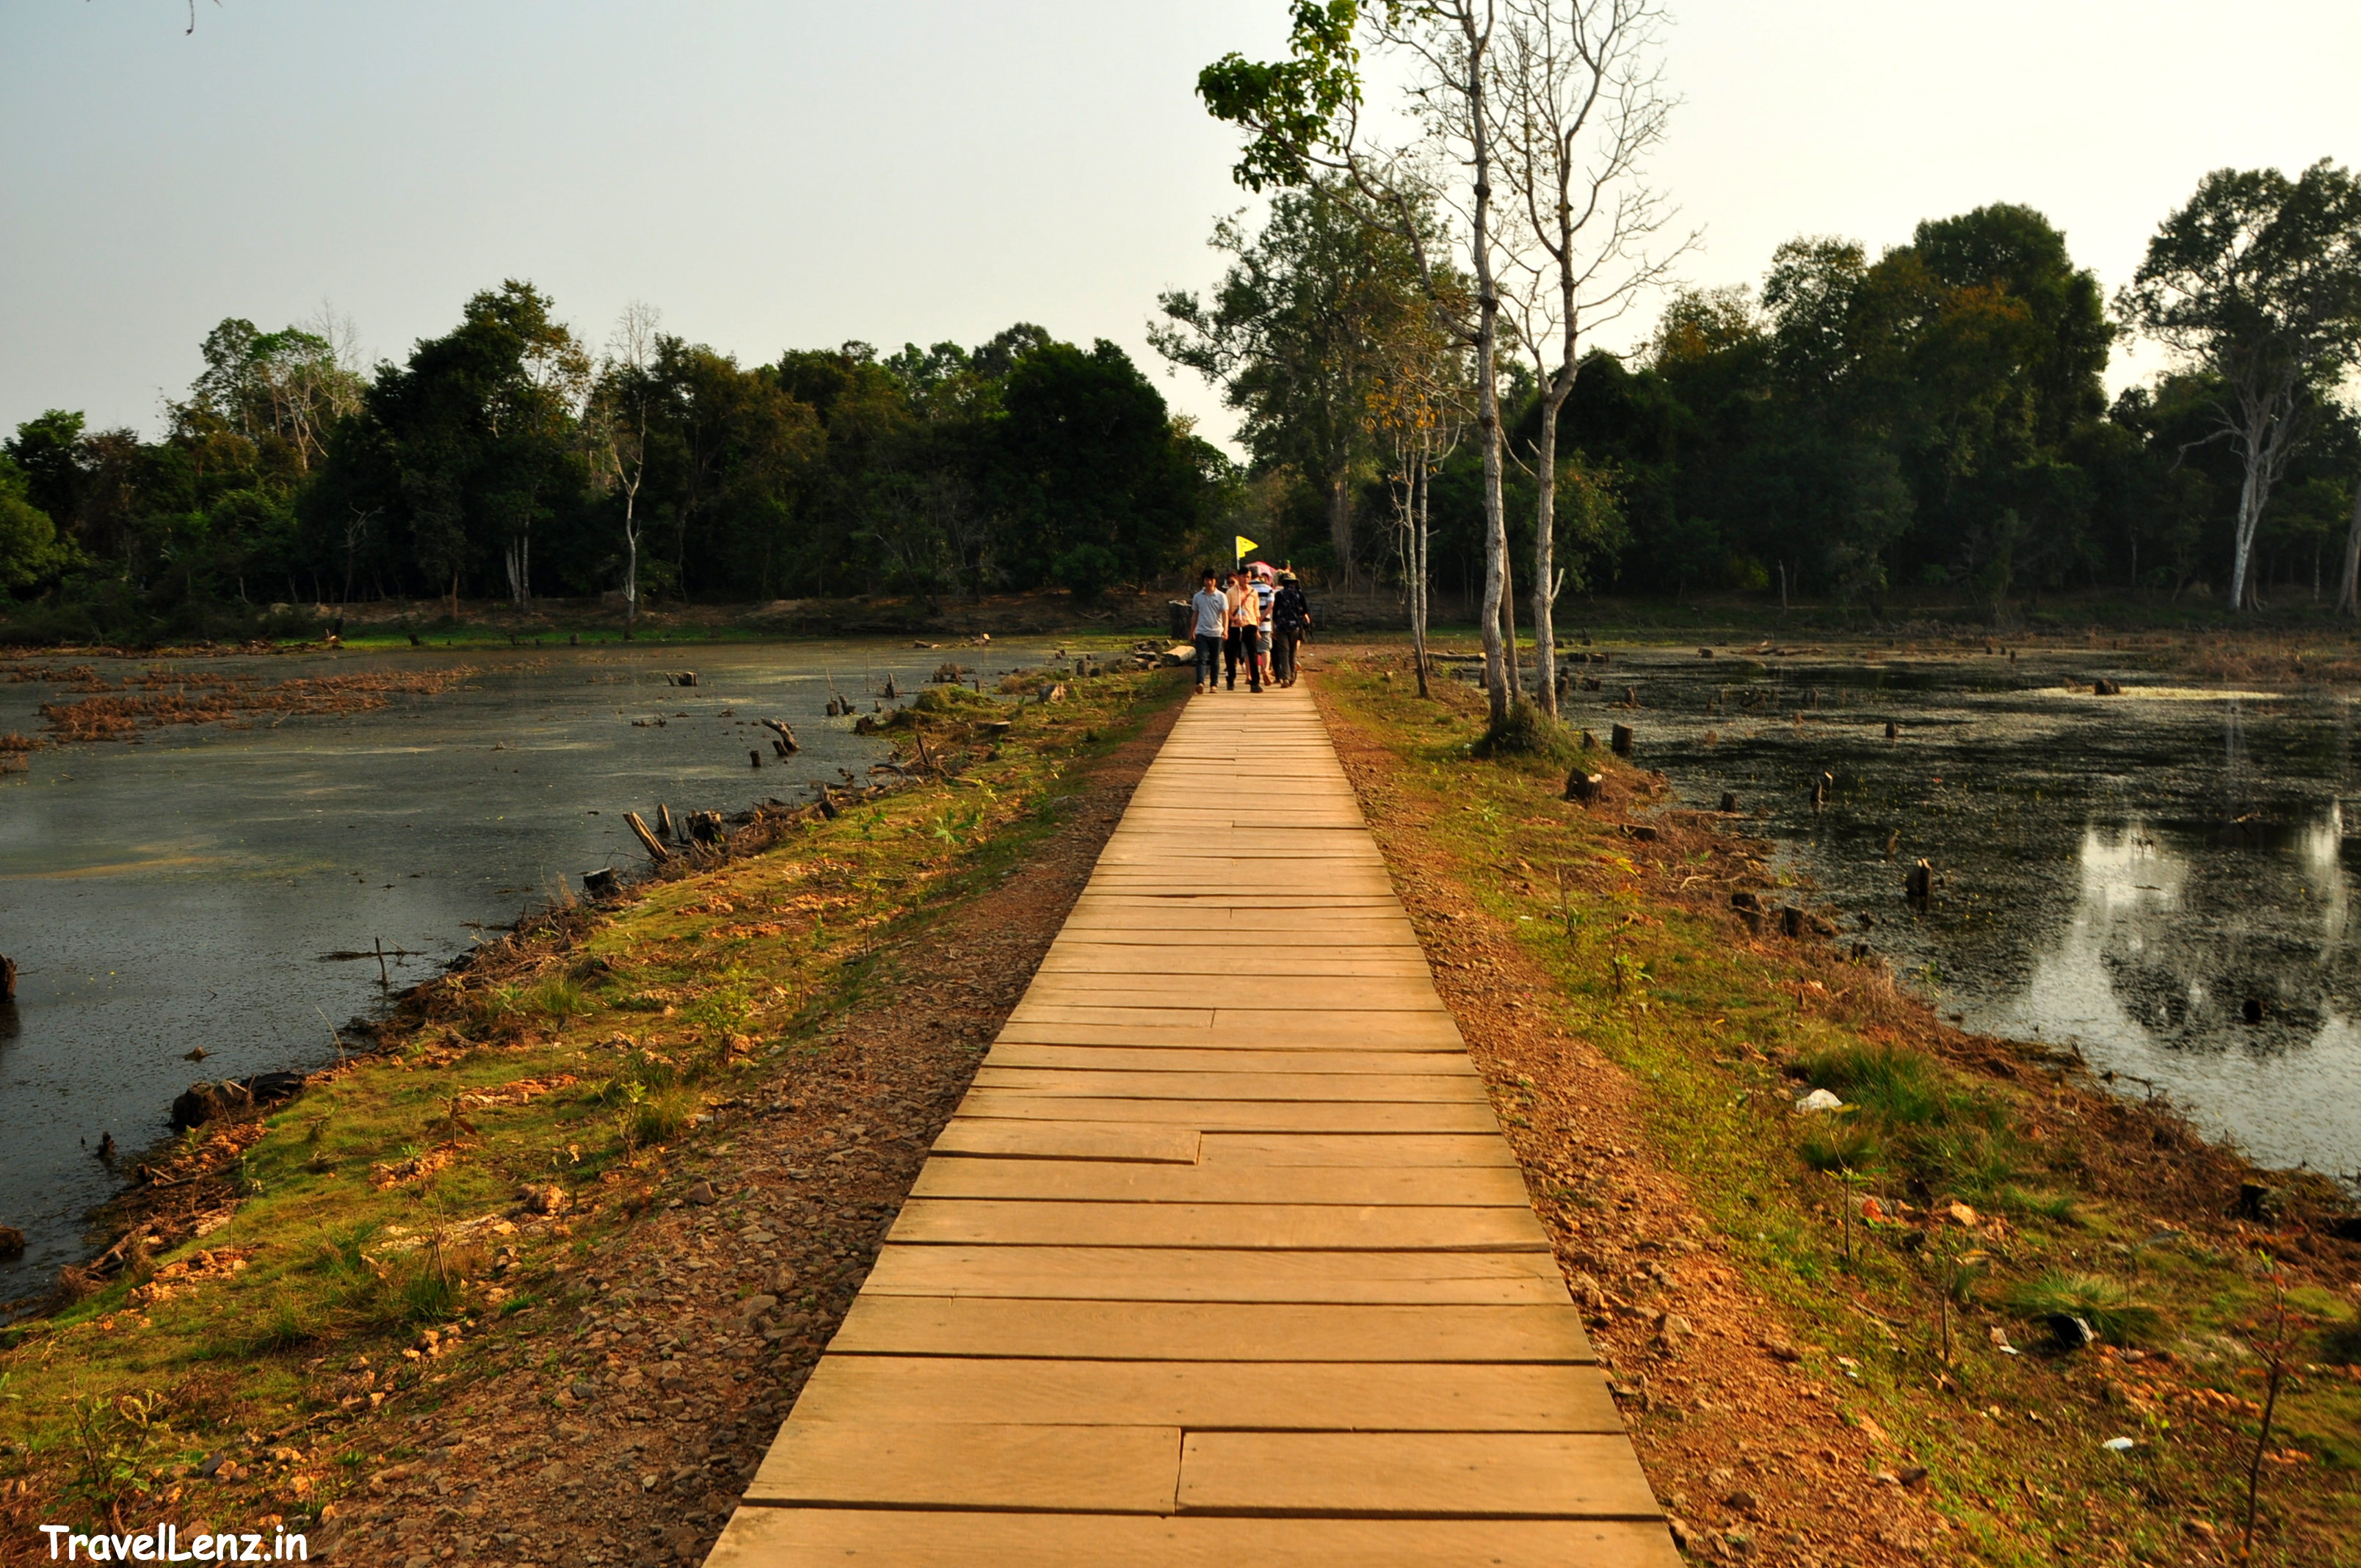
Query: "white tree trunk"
2335 477 2361 618
1464 19 1510 728
1531 382 1569 719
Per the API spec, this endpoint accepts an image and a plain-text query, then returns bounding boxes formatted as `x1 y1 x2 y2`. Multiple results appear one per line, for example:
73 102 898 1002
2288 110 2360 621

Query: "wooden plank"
909 1157 1528 1206
990 1017 1468 1049
951 1094 1500 1133
743 1421 1178 1512
969 1068 1490 1103
788 1357 1625 1431
981 1044 1479 1076
1178 1431 1664 1520
886 1198 1551 1251
828 1298 1596 1362
706 1509 1686 1567
858 1245 1575 1304
1200 1133 1520 1167
930 1119 1202 1164
1018 975 1451 1011
1036 948 1434 976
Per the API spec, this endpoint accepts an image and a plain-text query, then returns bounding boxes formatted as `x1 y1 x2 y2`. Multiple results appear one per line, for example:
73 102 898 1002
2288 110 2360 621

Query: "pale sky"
3 1 2354 454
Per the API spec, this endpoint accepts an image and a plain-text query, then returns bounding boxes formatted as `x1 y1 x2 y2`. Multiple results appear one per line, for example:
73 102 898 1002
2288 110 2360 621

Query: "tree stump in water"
0 953 13 1003
658 804 677 840
1719 791 1740 813
1611 723 1634 757
1905 859 1933 901
1810 771 1833 810
625 812 672 863
1885 720 1899 741
582 868 620 900
750 750 763 769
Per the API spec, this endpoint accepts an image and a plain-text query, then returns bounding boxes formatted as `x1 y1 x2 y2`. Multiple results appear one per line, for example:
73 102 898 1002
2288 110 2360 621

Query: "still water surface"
0 639 1056 1304
1557 645 2361 1181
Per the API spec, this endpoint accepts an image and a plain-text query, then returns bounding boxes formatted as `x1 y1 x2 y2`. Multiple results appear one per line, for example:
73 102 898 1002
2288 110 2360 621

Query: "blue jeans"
1194 633 1223 686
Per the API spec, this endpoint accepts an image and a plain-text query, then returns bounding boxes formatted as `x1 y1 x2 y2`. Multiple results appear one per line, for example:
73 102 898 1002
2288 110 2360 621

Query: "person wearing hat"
1271 570 1313 686
1249 563 1278 689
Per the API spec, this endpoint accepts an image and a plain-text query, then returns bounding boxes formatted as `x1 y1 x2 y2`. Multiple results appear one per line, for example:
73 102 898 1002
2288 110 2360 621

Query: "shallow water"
1548 643 2361 1181
0 638 1060 1304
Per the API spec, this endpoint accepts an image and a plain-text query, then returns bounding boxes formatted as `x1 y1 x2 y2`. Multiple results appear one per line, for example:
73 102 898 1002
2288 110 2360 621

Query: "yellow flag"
1234 534 1258 562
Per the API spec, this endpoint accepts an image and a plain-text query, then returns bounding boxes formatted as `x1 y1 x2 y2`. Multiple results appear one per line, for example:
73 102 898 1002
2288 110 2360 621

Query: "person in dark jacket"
1271 571 1313 686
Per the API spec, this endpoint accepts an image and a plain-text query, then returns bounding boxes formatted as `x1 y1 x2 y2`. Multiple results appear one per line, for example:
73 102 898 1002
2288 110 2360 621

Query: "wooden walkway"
709 683 1678 1566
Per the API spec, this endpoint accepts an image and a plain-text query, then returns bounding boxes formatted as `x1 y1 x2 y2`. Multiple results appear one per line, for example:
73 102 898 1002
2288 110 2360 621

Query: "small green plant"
524 976 587 1025
1926 1235 1991 1366
628 1089 694 1150
1799 1118 1882 1175
2003 1269 2162 1345
67 1390 173 1522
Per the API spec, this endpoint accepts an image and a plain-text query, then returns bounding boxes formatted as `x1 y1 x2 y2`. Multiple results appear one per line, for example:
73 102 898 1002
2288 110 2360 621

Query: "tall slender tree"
2118 161 2361 609
593 300 661 636
1201 0 1519 725
1493 0 1685 716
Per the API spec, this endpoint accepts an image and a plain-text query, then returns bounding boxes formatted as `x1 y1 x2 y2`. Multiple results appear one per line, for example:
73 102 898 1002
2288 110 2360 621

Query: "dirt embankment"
1315 651 2361 1568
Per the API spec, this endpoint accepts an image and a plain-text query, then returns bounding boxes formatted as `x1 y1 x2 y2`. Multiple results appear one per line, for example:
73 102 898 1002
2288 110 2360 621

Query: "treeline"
1164 184 2361 616
0 286 1229 641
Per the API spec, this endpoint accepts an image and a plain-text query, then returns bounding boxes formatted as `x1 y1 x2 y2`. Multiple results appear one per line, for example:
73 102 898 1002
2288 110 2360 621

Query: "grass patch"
2002 1270 2164 1346
1472 699 1582 761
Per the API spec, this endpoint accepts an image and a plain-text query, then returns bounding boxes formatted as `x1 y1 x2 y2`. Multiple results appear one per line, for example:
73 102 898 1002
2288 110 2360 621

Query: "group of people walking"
1189 563 1313 694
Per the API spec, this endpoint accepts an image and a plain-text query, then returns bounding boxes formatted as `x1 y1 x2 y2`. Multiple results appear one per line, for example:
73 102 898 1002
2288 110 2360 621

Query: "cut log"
626 811 672 863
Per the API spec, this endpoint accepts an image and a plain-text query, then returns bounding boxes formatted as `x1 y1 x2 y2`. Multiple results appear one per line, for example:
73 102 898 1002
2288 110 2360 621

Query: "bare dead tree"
597 301 661 639
1494 0 1689 718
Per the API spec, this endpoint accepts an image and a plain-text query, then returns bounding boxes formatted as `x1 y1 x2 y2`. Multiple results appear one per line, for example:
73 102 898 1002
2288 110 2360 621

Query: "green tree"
0 455 69 594
990 340 1216 595
2118 160 2361 609
1155 178 1430 580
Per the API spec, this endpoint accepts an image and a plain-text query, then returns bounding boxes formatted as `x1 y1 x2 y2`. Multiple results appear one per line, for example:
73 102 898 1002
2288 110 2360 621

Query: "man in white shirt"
1189 569 1228 694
